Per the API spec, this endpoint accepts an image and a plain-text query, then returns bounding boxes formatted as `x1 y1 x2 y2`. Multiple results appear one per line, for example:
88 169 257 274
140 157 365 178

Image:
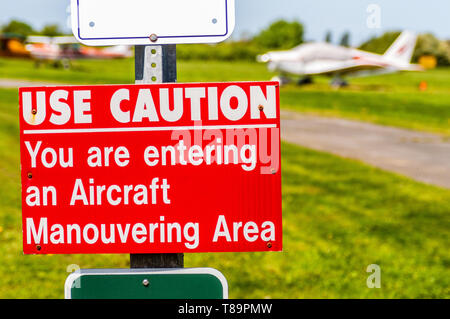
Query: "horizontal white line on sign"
23 124 277 135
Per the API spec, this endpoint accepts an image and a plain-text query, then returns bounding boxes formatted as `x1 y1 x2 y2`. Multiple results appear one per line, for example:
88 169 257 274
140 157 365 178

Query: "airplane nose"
256 54 270 63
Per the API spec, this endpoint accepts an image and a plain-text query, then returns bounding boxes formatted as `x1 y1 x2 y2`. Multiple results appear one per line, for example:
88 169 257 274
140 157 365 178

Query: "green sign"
65 268 228 299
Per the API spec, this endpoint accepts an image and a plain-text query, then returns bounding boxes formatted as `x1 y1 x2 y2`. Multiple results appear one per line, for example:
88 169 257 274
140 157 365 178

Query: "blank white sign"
71 0 235 46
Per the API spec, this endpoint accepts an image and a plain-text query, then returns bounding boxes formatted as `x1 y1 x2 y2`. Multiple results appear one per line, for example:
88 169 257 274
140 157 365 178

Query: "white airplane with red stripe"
257 31 422 86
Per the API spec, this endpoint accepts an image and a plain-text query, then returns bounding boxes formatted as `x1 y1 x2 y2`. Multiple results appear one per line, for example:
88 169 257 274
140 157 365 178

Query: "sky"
1 0 449 46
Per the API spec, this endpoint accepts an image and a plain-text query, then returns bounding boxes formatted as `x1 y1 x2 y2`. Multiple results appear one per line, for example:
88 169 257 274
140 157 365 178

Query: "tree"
358 31 401 54
339 31 351 47
1 20 35 38
413 33 450 66
252 20 304 50
325 30 333 43
40 24 63 37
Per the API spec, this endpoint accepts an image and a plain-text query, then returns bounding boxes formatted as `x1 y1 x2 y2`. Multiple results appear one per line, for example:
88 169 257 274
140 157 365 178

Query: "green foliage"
177 19 305 61
359 31 402 54
252 19 304 50
339 31 351 47
1 20 35 38
40 24 64 37
177 41 261 62
413 33 450 66
1 19 67 38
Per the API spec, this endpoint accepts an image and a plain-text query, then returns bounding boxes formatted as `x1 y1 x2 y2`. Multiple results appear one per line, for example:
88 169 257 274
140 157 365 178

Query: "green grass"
0 57 271 84
281 69 450 135
0 86 448 298
1 57 449 134
0 57 136 84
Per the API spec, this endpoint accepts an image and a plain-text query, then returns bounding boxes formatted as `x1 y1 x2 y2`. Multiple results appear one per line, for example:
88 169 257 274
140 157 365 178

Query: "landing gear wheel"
297 76 313 86
330 77 349 88
271 76 291 86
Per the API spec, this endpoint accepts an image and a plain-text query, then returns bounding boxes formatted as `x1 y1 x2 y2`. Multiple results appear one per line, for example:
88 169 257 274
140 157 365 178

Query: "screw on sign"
19 82 282 255
149 34 158 42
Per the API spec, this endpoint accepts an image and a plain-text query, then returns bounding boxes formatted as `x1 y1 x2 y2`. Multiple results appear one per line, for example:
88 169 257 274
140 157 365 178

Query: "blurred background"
0 0 449 298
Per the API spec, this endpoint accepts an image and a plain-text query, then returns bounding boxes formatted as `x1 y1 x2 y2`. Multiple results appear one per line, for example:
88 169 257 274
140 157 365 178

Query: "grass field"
1 57 450 135
0 57 449 298
282 69 450 135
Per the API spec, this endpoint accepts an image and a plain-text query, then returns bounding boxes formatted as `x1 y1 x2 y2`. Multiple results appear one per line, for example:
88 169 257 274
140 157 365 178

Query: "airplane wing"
27 36 78 44
300 58 390 76
307 56 422 76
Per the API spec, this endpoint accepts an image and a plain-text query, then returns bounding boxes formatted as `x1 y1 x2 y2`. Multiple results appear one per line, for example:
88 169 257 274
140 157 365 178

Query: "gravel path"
0 79 59 88
281 110 450 189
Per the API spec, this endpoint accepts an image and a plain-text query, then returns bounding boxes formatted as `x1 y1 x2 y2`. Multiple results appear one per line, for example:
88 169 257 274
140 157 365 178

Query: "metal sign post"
131 44 183 268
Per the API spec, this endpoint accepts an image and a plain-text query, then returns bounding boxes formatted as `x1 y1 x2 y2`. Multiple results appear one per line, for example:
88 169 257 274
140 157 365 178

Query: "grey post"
130 44 184 268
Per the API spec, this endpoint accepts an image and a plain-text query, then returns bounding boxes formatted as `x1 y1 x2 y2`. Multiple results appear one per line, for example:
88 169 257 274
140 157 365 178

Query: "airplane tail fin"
383 31 417 63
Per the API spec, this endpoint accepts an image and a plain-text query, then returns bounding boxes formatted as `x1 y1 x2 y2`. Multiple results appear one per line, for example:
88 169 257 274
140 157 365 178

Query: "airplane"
257 31 422 87
26 36 133 67
1 34 133 65
0 34 31 58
